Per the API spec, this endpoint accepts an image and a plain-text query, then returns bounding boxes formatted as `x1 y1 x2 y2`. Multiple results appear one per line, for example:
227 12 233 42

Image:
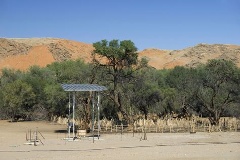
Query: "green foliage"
0 89 5 119
93 39 139 121
93 39 138 68
165 66 199 115
132 67 162 118
47 59 93 83
194 59 240 125
0 40 240 125
23 66 56 105
0 68 23 86
47 59 95 124
93 39 138 84
101 100 118 120
160 88 178 113
2 79 35 120
0 65 68 120
44 84 67 118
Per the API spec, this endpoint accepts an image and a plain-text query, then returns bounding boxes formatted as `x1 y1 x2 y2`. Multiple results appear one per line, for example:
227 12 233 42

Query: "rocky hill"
139 43 240 69
0 38 240 71
0 38 94 70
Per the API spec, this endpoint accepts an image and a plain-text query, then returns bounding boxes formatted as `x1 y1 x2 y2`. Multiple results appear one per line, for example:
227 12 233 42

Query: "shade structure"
61 84 107 92
61 83 107 143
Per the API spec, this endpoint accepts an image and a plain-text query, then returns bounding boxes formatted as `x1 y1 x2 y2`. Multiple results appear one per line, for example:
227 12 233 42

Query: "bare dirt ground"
0 120 240 160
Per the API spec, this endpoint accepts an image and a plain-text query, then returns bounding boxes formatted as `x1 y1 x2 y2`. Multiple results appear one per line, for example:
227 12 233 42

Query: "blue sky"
1 0 239 50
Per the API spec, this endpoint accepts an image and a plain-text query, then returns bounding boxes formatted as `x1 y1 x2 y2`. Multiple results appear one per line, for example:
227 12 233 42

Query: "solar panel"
61 84 107 92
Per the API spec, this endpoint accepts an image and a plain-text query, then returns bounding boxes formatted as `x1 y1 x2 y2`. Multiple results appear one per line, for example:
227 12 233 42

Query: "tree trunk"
208 110 220 126
82 97 91 132
114 92 130 123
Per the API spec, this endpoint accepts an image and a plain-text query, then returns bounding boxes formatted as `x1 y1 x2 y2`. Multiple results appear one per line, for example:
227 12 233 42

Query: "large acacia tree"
92 39 139 121
195 59 240 125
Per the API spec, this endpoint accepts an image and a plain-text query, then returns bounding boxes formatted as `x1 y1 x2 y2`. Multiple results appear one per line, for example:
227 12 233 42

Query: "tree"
47 59 93 84
2 80 35 121
0 89 5 119
166 66 199 116
160 87 178 114
0 68 23 86
48 59 97 128
132 67 162 119
0 69 25 119
195 59 240 125
44 84 67 119
133 81 161 119
92 39 138 121
23 66 56 106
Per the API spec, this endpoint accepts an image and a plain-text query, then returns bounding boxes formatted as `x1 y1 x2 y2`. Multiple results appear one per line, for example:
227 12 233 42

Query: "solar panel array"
61 84 107 92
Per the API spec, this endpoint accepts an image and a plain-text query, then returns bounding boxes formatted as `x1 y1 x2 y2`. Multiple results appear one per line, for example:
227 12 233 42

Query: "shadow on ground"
54 130 68 133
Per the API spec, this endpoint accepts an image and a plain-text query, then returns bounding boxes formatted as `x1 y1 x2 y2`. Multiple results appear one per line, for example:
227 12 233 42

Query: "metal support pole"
92 91 95 143
97 92 101 139
34 127 38 146
73 92 75 139
30 129 32 142
68 92 71 139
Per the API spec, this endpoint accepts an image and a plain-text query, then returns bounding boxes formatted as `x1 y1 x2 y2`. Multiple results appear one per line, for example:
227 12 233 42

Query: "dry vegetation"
53 116 240 135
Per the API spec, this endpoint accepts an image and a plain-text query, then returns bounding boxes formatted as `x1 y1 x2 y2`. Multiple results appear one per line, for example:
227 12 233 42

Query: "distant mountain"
1 38 240 71
139 43 240 69
0 38 94 70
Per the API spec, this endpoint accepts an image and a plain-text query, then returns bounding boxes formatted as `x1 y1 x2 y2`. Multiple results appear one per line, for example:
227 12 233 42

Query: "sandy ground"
0 120 240 160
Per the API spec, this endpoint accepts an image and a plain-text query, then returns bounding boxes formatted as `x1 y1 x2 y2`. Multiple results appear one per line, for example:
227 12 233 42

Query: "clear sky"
1 0 239 50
